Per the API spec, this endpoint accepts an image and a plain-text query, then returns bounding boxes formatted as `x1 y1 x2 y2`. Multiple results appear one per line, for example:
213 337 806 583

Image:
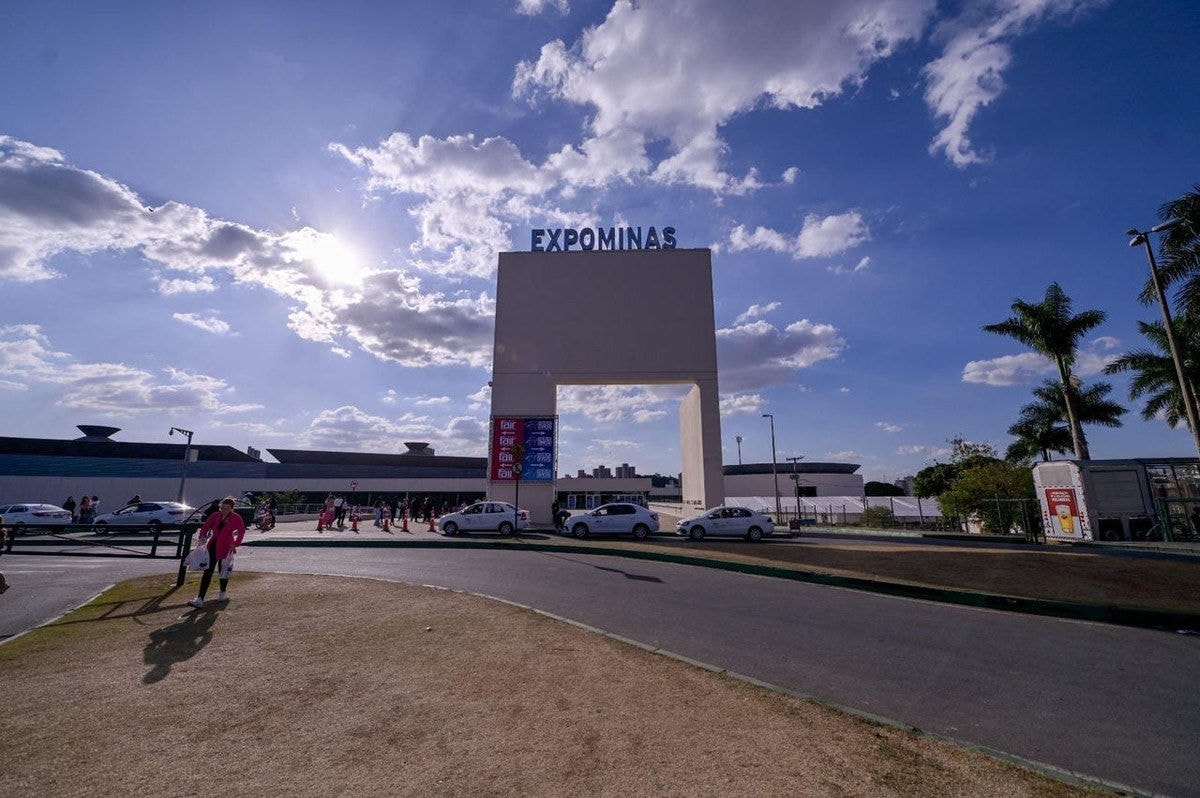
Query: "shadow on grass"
143 606 220 684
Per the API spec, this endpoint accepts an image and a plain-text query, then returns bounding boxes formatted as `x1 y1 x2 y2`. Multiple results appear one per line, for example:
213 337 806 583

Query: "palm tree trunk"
1055 358 1091 460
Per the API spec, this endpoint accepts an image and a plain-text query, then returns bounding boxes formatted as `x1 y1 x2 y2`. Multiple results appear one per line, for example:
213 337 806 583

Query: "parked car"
566 503 659 539
437 501 529 536
0 503 72 533
92 501 194 533
676 505 775 541
182 498 256 527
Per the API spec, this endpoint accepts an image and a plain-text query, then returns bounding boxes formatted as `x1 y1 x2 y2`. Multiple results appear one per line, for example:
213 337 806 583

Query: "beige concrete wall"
490 248 724 522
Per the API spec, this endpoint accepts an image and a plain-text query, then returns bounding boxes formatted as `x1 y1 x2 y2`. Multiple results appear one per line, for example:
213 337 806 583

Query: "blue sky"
2 0 1198 483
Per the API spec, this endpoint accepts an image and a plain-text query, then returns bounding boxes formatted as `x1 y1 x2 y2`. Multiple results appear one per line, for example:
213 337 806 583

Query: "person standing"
551 499 561 532
63 496 77 524
0 516 9 593
188 497 247 608
90 496 101 519
78 495 91 524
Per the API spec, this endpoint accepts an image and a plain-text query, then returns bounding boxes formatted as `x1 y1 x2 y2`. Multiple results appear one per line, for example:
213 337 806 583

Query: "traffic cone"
351 513 358 532
402 512 409 532
428 514 436 533
382 515 390 532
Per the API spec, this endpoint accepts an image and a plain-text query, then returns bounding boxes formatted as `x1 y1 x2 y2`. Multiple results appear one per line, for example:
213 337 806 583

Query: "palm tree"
1104 315 1200 428
984 283 1107 459
1006 380 1125 462
1146 184 1200 312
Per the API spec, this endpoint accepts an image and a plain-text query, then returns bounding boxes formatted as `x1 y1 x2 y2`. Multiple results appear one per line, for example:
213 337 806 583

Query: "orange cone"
428 515 436 533
351 513 358 532
402 513 409 532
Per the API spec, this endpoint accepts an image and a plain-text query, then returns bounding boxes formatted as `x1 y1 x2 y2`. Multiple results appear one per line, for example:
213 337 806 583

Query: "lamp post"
735 435 743 465
168 427 194 503
762 414 780 520
1128 219 1200 457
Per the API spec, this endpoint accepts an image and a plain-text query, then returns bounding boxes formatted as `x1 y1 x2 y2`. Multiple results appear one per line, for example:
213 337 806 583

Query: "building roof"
266 448 485 471
723 462 860 476
0 436 259 462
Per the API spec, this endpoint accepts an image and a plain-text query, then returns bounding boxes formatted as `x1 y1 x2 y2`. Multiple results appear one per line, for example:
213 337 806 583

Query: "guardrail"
3 522 196 562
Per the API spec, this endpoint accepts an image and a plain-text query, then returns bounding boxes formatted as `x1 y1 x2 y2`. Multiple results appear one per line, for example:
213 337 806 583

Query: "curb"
241 536 1200 634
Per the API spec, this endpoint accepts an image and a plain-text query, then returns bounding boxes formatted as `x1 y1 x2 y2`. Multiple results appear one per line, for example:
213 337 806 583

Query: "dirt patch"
1 572 1099 797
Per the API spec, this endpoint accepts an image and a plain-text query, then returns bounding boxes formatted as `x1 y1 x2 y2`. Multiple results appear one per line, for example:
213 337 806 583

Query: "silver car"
566 503 659 539
437 501 529 536
676 506 774 541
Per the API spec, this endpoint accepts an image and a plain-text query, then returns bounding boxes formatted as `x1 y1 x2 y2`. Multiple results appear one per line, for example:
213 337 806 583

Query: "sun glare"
291 231 366 285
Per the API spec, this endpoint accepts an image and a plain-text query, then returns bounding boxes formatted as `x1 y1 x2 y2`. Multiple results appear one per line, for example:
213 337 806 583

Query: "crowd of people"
61 495 104 524
318 494 451 529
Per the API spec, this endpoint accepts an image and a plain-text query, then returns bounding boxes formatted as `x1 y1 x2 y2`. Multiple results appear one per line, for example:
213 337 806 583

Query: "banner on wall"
489 417 555 482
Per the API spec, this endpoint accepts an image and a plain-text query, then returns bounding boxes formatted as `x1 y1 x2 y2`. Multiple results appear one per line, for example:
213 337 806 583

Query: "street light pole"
1128 220 1200 457
762 414 780 520
169 427 194 503
735 435 743 465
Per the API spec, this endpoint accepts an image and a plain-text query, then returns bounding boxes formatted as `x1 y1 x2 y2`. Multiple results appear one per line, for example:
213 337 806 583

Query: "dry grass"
0 572 1101 797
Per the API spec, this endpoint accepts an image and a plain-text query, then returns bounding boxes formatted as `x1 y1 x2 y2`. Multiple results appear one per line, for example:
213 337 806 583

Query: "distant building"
615 463 637 478
895 475 916 496
592 464 613 478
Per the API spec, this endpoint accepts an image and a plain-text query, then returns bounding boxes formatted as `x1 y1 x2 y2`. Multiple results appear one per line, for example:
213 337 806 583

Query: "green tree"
1104 316 1200 430
859 506 895 528
911 437 998 498
983 283 1106 460
1005 403 1072 463
938 459 1036 536
864 480 905 497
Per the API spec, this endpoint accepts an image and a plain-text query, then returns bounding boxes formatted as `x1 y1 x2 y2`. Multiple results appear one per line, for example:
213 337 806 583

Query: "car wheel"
443 521 458 536
498 521 514 537
572 523 589 539
148 520 162 533
688 525 705 541
746 526 763 542
94 521 107 535
631 523 649 540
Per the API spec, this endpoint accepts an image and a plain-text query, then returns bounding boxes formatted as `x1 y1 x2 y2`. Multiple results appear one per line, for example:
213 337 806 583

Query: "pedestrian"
399 498 409 521
551 499 561 532
389 500 397 524
0 516 9 593
91 496 101 518
424 496 435 523
373 498 383 527
63 495 77 523
333 494 346 528
188 497 247 608
78 495 91 524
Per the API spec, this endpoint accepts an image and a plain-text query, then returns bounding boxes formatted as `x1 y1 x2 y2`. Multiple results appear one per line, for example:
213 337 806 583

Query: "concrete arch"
489 248 724 523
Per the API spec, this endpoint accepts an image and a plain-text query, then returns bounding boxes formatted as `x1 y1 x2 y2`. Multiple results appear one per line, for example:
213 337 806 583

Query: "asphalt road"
3 544 1198 796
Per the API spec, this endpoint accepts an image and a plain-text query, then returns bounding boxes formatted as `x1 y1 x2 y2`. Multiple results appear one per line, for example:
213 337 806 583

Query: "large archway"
488 248 724 523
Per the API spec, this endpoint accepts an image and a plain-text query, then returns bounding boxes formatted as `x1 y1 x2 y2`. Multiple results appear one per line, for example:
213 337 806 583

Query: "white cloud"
963 337 1120 386
923 0 1107 167
839 387 851 393
299 404 489 456
409 395 451 406
558 384 686 424
516 0 568 15
728 212 870 260
0 137 493 371
717 318 846 392
876 421 903 433
719 393 765 416
824 450 862 461
896 445 928 455
829 256 872 275
0 324 259 416
172 312 232 335
733 302 781 325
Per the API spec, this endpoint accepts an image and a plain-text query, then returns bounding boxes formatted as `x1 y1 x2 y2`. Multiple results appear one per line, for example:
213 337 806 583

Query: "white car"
437 501 529 536
93 501 194 533
676 506 775 542
0 503 72 532
566 503 659 539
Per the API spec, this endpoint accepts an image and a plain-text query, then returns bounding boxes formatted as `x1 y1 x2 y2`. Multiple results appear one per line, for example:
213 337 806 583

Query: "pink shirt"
199 510 247 561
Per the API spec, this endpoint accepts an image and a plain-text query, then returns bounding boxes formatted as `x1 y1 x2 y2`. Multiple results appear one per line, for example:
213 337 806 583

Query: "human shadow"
142 606 219 685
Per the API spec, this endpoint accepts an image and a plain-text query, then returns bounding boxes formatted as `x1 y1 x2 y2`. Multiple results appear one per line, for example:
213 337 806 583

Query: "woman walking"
188 497 246 609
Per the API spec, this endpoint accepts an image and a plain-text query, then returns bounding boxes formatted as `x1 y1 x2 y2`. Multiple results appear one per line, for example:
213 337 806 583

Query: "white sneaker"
188 597 204 608
217 591 228 602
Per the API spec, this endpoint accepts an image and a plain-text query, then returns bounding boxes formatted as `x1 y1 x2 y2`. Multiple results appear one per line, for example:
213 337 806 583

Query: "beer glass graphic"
1055 503 1074 534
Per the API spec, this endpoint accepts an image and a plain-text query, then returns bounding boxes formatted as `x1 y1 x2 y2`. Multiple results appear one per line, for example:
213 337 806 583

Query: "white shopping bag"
184 545 209 571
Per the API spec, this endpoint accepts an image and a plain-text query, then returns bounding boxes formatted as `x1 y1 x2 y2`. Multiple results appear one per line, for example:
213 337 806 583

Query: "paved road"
4 544 1198 796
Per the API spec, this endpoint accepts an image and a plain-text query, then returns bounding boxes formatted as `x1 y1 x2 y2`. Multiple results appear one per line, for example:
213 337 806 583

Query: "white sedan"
437 501 529 536
92 501 194 533
676 506 775 541
0 503 72 533
566 503 659 539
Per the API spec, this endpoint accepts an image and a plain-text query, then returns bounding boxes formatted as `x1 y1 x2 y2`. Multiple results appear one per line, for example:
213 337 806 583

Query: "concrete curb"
241 536 1200 634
